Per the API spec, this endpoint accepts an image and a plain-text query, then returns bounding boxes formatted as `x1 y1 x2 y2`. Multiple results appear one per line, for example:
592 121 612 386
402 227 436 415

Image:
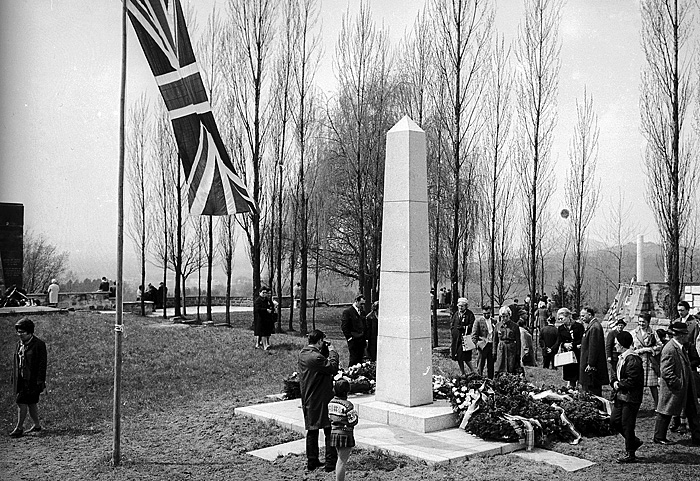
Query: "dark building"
0 203 24 291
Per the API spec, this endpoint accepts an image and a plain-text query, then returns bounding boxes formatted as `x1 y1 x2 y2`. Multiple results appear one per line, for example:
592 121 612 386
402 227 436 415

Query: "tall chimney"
636 235 644 283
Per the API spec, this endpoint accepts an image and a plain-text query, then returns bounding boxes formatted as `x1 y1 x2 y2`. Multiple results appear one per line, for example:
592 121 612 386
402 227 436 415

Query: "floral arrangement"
435 373 610 446
283 361 377 400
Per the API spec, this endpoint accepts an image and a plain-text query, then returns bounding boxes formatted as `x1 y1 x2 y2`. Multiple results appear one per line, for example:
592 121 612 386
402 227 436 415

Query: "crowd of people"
448 297 700 463
135 281 167 310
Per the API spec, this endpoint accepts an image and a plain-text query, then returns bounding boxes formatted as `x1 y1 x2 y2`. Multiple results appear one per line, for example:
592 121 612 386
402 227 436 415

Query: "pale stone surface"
237 396 525 465
376 115 432 408
513 447 595 472
357 399 457 433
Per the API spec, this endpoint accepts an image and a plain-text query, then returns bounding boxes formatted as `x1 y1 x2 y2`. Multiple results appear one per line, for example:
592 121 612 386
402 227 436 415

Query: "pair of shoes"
25 425 42 434
9 428 23 438
653 438 674 445
306 459 323 471
254 344 262 349
617 453 636 463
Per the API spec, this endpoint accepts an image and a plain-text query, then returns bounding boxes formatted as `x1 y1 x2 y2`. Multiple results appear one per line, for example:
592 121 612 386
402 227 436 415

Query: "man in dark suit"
539 316 559 370
653 321 700 445
668 301 700 433
610 330 644 463
579 307 609 396
341 295 366 367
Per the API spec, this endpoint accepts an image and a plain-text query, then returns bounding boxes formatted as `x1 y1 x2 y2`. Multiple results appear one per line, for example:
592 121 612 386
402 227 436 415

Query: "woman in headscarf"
632 312 662 407
494 305 523 375
10 318 47 438
556 307 583 388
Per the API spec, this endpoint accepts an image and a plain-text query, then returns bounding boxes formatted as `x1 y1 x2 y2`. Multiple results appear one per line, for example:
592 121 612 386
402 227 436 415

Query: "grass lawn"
1 308 698 480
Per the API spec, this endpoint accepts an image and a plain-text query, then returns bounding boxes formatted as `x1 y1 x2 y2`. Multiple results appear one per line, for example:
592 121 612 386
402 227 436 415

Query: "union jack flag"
127 0 255 215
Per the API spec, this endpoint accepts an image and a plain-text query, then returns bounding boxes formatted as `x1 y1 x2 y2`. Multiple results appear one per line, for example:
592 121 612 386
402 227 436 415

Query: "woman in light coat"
632 312 662 407
494 306 523 375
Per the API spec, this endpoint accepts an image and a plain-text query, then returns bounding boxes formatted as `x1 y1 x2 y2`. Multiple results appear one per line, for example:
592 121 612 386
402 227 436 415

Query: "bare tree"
217 216 238 326
431 0 493 311
22 230 68 294
514 0 562 319
126 94 151 316
640 0 697 314
323 2 395 307
481 33 513 314
150 104 179 317
598 190 638 290
565 87 600 313
222 0 277 300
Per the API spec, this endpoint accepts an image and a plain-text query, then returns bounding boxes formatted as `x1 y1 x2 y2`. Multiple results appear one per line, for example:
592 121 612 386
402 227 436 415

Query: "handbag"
462 334 476 351
554 350 577 367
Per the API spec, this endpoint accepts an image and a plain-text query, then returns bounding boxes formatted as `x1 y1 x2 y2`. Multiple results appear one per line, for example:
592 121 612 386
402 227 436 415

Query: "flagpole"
112 0 127 467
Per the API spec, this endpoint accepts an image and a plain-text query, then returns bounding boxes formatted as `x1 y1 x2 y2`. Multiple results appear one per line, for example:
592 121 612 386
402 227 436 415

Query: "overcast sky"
0 0 670 282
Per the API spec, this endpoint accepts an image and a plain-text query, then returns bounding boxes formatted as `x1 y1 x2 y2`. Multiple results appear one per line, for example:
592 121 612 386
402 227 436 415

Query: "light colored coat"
656 340 700 416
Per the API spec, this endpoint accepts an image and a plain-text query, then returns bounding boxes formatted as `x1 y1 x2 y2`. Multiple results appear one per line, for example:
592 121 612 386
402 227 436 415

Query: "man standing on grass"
341 295 366 368
579 306 609 396
540 316 559 370
472 306 495 378
298 329 339 472
669 301 700 434
610 330 644 463
653 322 700 446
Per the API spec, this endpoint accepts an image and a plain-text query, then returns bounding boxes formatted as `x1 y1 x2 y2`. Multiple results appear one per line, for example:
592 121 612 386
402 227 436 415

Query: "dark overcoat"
579 319 610 386
298 346 339 430
657 340 700 416
611 351 643 404
494 319 522 374
253 295 275 337
12 336 47 395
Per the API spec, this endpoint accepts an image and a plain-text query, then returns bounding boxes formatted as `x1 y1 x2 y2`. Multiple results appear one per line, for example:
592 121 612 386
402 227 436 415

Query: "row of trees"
120 0 699 336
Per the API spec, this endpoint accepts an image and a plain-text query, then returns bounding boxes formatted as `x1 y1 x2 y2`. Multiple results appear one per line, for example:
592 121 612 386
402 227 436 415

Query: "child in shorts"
328 378 358 481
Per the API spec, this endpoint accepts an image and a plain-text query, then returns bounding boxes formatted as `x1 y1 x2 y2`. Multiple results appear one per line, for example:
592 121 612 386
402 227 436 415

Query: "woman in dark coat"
253 286 276 350
556 308 583 388
10 318 47 438
365 301 379 362
450 298 476 375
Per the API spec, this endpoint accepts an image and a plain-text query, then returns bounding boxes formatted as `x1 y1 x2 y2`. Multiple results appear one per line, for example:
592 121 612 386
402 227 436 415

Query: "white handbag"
462 335 476 351
554 350 577 367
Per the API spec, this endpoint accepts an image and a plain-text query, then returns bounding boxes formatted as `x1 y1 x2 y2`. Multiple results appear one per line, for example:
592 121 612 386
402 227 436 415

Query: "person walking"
519 319 536 367
253 286 276 350
299 330 339 472
540 316 559 370
632 312 662 407
494 305 523 375
328 378 358 481
653 322 700 445
609 330 644 463
341 295 366 368
10 318 47 438
556 308 583 389
450 298 476 375
472 305 495 378
579 307 609 396
47 279 59 308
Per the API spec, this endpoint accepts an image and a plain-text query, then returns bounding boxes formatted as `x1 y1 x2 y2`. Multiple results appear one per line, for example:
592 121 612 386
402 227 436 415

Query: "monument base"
357 398 458 433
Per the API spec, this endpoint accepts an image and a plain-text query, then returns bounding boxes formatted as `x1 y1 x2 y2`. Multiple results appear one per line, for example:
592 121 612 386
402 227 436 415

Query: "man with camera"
298 329 339 472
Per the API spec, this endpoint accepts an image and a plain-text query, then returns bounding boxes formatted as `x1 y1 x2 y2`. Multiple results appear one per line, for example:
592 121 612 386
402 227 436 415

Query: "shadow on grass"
638 451 700 464
267 341 299 352
45 427 103 436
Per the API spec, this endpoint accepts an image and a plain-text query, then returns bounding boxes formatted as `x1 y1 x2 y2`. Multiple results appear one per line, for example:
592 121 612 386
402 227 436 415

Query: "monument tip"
388 115 424 134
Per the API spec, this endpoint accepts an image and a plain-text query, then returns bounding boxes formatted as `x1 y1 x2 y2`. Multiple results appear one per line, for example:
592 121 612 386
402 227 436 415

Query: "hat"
668 321 689 335
51 279 57 284
613 317 627 327
260 286 270 292
457 297 468 306
354 294 365 302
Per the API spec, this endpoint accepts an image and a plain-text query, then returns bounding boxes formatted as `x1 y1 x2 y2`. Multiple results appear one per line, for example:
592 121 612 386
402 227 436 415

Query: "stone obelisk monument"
375 116 433 407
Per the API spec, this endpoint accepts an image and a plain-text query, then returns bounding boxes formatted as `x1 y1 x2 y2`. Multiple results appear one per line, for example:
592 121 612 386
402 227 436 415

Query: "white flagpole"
112 0 127 467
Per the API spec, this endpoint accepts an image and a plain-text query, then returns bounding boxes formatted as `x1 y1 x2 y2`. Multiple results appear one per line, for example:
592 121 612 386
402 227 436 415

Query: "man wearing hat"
669 301 700 433
653 321 700 445
472 305 495 378
610 330 644 463
342 295 366 367
606 316 627 381
580 307 609 396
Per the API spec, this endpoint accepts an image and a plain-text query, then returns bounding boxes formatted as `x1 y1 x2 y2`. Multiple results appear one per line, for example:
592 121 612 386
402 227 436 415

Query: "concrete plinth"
375 115 432 409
